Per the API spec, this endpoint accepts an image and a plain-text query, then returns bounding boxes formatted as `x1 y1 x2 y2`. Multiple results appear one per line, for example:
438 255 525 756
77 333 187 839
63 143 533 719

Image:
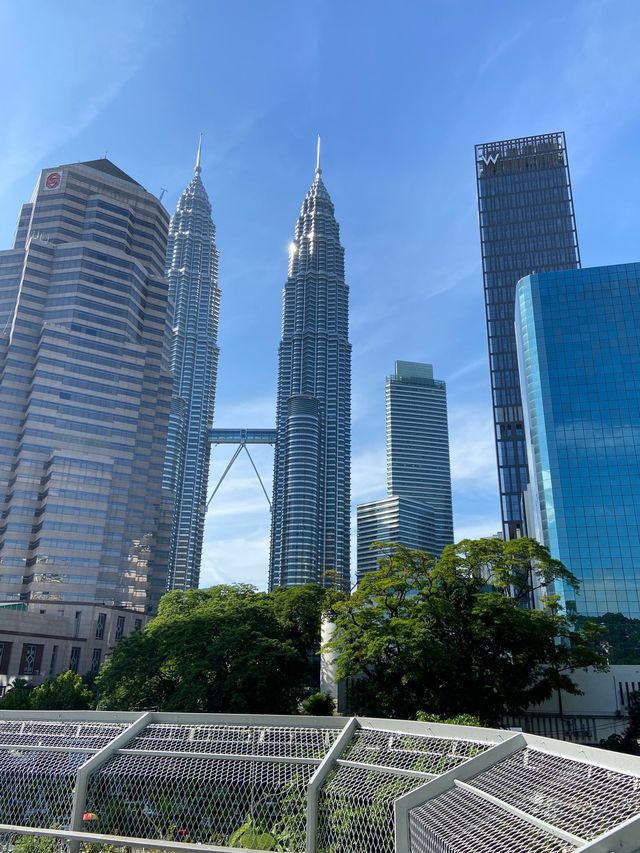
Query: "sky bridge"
207 427 276 511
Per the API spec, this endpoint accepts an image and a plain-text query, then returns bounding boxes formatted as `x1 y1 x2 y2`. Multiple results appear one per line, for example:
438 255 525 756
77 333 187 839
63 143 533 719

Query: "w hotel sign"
476 132 567 176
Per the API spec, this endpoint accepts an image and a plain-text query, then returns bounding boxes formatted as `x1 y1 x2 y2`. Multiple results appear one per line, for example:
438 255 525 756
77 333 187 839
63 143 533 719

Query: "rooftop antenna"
315 134 321 176
195 133 203 174
159 188 167 202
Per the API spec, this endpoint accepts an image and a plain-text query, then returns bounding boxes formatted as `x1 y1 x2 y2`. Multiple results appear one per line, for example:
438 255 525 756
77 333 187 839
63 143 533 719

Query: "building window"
91 648 102 673
69 646 81 674
19 643 43 676
95 612 106 640
134 618 142 631
0 642 12 675
49 645 58 676
115 615 125 640
74 610 82 638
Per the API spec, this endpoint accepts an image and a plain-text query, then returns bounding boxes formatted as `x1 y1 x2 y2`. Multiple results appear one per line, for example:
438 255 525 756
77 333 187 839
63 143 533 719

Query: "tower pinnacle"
315 135 321 176
195 134 203 174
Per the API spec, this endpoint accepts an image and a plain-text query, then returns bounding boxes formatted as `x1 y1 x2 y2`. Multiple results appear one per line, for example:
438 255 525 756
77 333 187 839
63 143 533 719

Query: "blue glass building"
357 361 453 580
476 133 580 540
162 142 221 590
269 146 351 591
516 264 640 618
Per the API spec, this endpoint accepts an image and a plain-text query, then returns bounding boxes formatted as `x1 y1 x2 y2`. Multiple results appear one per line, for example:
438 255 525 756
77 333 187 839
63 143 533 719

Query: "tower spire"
195 133 203 174
315 135 321 176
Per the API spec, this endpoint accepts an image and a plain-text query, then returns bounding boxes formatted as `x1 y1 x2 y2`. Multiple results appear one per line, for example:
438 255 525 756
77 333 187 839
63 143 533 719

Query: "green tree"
97 584 317 713
327 538 606 725
0 678 33 709
578 612 640 664
600 690 640 755
30 670 94 710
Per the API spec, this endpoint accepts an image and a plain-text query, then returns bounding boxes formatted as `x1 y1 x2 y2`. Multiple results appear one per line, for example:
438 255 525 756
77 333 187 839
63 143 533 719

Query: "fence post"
305 717 358 853
70 711 154 841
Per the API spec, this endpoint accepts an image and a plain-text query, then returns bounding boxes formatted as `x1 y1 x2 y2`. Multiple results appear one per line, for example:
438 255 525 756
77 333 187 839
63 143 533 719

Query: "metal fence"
0 711 638 853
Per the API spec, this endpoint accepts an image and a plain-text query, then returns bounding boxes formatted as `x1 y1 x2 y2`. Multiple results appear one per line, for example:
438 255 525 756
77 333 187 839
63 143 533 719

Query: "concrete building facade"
357 361 453 581
0 159 173 688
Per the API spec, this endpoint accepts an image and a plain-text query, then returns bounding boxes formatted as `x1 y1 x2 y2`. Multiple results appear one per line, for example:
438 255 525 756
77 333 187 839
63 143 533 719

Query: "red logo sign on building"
45 172 62 190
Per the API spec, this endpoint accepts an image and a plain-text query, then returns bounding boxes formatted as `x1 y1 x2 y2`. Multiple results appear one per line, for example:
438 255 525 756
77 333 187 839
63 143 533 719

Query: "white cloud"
454 518 502 542
200 533 271 590
448 403 497 490
351 445 387 505
214 396 276 426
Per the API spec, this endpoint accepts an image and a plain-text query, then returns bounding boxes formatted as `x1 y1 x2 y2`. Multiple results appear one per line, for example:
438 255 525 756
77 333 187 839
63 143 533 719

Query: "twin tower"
167 141 351 593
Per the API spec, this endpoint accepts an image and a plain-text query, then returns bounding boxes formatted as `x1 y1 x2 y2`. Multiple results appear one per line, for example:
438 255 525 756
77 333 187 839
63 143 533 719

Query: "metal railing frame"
1 712 640 853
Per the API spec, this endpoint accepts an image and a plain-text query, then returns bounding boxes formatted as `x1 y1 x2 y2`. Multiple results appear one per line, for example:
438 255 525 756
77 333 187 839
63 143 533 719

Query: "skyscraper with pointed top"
269 140 352 592
163 138 221 590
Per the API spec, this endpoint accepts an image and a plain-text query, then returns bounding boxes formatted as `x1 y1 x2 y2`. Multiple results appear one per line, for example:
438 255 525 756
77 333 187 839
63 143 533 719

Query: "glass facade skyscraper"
476 133 580 539
269 151 351 591
516 264 640 618
357 361 453 580
0 159 173 680
162 142 220 590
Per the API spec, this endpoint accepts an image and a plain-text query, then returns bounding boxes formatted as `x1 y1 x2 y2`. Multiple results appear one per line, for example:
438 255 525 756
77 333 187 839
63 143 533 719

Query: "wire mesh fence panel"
469 746 640 841
317 764 424 853
0 749 83 829
128 723 339 759
85 752 314 851
341 729 493 774
0 721 126 751
408 785 578 853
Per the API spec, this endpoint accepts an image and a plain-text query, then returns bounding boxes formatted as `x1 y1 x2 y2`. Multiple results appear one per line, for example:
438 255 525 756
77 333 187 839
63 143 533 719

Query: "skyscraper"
162 140 221 590
0 159 173 685
357 361 453 579
516 263 640 619
475 132 580 540
269 143 351 591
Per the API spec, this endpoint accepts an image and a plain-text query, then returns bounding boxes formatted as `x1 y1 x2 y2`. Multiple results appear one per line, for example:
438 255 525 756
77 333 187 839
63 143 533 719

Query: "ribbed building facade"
357 361 453 580
269 154 351 591
476 133 580 540
0 159 173 685
162 144 220 590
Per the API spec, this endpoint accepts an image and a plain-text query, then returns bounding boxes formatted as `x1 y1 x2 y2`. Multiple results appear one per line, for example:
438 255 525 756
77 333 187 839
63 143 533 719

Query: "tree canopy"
326 538 607 724
0 672 94 711
96 583 325 713
577 612 640 664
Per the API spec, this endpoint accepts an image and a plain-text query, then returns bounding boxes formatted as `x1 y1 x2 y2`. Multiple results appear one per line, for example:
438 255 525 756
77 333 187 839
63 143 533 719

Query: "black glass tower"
475 132 580 539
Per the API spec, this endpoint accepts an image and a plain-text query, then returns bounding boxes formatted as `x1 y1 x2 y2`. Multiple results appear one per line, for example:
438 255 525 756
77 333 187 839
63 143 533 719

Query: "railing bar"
0 743 96 753
454 779 588 846
336 758 438 780
0 823 268 853
118 748 322 764
306 717 359 853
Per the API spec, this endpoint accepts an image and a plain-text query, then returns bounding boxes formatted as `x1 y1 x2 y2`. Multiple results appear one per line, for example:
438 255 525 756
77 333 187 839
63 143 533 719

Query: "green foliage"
578 612 640 664
29 670 94 710
229 818 277 849
300 691 335 715
9 835 60 853
0 677 33 709
600 690 640 755
97 583 327 713
416 711 482 727
327 539 607 725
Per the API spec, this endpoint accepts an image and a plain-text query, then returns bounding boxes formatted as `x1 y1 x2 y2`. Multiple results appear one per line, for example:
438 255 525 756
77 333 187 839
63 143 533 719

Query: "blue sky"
1 0 640 589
